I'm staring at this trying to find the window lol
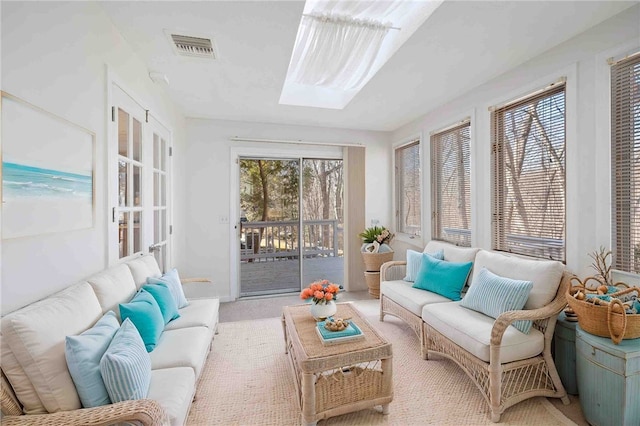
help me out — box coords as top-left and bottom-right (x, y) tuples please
(431, 120), (471, 246)
(611, 52), (640, 273)
(395, 140), (421, 236)
(491, 82), (566, 261)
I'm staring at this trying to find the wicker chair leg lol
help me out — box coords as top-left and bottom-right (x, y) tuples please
(420, 323), (429, 360)
(489, 356), (502, 423)
(379, 297), (385, 322)
(543, 348), (570, 404)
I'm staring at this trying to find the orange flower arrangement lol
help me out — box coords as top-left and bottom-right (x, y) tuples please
(300, 279), (342, 304)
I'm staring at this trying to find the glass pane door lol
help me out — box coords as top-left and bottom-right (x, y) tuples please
(239, 158), (300, 296)
(301, 159), (344, 287)
(150, 131), (170, 272)
(116, 106), (144, 259)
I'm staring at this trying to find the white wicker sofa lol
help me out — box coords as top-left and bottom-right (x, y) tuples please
(1, 254), (219, 426)
(380, 240), (571, 422)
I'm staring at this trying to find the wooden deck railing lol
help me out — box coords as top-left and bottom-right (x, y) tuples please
(240, 219), (341, 262)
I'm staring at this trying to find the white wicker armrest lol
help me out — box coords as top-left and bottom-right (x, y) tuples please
(490, 272), (573, 347)
(380, 261), (407, 282)
(180, 277), (212, 285)
(180, 277), (216, 299)
(1, 399), (169, 426)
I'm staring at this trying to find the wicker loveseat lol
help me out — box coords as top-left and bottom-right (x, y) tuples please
(379, 240), (571, 422)
(1, 254), (219, 425)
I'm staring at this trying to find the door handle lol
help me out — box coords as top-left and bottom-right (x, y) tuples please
(149, 243), (162, 252)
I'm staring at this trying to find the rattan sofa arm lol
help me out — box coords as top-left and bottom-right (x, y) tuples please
(1, 399), (169, 426)
(380, 261), (407, 282)
(180, 277), (212, 284)
(490, 272), (573, 347)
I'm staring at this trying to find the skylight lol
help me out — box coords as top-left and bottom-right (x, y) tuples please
(280, 0), (443, 110)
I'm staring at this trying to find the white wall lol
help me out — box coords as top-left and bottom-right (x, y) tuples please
(391, 5), (640, 278)
(184, 118), (390, 301)
(1, 1), (186, 313)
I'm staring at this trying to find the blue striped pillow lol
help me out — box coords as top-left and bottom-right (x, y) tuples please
(461, 268), (533, 334)
(403, 249), (444, 282)
(99, 319), (151, 403)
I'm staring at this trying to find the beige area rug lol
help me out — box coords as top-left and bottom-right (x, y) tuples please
(187, 300), (576, 426)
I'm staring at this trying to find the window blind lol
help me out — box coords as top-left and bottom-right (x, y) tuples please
(491, 84), (566, 261)
(395, 140), (421, 236)
(611, 53), (640, 273)
(431, 120), (471, 246)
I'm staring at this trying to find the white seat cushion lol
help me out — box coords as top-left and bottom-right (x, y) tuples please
(148, 367), (196, 426)
(87, 264), (137, 317)
(381, 280), (451, 316)
(424, 241), (479, 264)
(150, 327), (212, 379)
(1, 282), (102, 413)
(472, 250), (564, 309)
(126, 255), (162, 289)
(164, 298), (219, 331)
(422, 302), (544, 363)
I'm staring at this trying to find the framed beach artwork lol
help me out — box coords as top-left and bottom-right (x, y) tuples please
(1, 92), (95, 239)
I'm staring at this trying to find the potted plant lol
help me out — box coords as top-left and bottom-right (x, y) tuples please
(359, 226), (394, 297)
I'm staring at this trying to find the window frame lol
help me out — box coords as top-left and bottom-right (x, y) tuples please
(430, 118), (472, 247)
(393, 136), (422, 242)
(490, 80), (567, 262)
(610, 51), (640, 274)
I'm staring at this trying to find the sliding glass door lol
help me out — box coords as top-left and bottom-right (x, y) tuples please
(238, 157), (343, 297)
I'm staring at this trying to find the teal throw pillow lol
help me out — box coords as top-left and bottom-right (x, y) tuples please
(119, 289), (165, 352)
(147, 268), (188, 309)
(100, 318), (151, 403)
(403, 249), (444, 282)
(143, 283), (180, 325)
(65, 311), (119, 407)
(412, 253), (472, 301)
(461, 268), (534, 334)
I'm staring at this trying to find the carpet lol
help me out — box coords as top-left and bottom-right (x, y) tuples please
(187, 299), (576, 425)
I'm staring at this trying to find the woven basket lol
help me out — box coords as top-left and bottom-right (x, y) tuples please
(566, 277), (640, 344)
(361, 251), (394, 272)
(364, 271), (381, 298)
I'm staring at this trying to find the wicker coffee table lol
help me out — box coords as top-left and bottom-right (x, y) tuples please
(282, 302), (393, 426)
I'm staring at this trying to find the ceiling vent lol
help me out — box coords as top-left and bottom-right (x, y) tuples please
(167, 32), (216, 59)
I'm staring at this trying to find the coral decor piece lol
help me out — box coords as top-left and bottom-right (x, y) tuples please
(588, 246), (613, 286)
(300, 280), (342, 305)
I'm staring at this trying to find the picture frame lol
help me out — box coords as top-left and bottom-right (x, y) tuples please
(1, 91), (96, 239)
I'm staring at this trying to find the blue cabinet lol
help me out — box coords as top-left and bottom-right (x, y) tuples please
(553, 312), (579, 395)
(576, 326), (640, 426)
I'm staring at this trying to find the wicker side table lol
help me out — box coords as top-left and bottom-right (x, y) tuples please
(282, 303), (393, 426)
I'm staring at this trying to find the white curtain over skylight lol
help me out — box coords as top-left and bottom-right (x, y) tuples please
(289, 13), (392, 90)
(280, 0), (443, 109)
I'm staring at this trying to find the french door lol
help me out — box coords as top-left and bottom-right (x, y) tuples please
(238, 157), (343, 297)
(109, 83), (172, 269)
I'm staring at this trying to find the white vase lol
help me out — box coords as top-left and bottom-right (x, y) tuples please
(310, 300), (337, 320)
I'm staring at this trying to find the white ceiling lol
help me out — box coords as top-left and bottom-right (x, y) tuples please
(99, 1), (636, 132)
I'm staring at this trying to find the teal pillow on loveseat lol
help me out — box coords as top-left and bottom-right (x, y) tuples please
(403, 249), (444, 282)
(412, 253), (472, 301)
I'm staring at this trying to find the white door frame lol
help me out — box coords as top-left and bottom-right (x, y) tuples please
(106, 67), (173, 266)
